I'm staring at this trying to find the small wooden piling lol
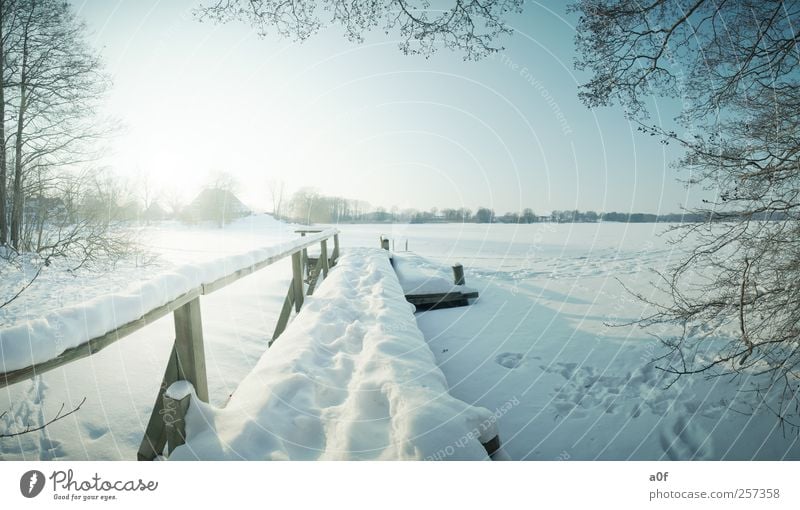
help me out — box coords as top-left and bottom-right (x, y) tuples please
(381, 237), (390, 250)
(452, 263), (465, 286)
(163, 383), (193, 454)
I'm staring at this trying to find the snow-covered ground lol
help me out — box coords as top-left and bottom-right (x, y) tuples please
(1, 218), (798, 460)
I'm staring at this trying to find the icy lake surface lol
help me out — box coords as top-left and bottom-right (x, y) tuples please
(1, 217), (798, 460)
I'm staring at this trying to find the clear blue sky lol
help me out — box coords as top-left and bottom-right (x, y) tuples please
(74, 0), (703, 214)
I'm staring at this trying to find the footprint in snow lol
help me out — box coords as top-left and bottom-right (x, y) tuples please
(495, 352), (524, 369)
(83, 422), (109, 440)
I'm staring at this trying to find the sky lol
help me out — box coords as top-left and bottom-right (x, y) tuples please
(73, 0), (702, 214)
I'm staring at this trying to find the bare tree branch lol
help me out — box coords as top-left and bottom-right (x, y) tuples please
(0, 397), (86, 438)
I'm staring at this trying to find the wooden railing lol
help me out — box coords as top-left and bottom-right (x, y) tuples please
(0, 229), (340, 460)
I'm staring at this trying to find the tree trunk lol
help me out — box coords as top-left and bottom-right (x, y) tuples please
(0, 0), (7, 246)
(10, 4), (30, 251)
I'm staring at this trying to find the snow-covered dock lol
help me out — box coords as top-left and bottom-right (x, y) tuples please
(0, 229), (499, 460)
(168, 248), (498, 460)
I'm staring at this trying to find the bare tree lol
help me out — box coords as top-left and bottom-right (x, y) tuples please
(0, 0), (13, 246)
(7, 0), (109, 251)
(267, 177), (285, 218)
(196, 0), (524, 60)
(573, 0), (800, 423)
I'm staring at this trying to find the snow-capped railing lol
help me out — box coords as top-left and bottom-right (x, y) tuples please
(0, 228), (340, 460)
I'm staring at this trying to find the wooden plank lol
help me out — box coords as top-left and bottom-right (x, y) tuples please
(137, 345), (179, 461)
(1, 288), (200, 389)
(270, 283), (295, 345)
(173, 297), (209, 402)
(405, 293), (467, 305)
(404, 290), (478, 307)
(291, 251), (304, 312)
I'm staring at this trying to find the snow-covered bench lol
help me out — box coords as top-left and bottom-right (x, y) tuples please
(167, 248), (499, 460)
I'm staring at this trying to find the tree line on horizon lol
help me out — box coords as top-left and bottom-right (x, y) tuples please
(276, 189), (729, 225)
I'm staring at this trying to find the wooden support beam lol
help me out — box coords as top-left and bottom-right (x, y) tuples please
(137, 346), (179, 461)
(291, 251), (304, 312)
(306, 256), (325, 296)
(270, 283), (295, 345)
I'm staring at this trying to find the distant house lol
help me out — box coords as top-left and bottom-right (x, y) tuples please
(142, 202), (168, 222)
(180, 188), (251, 225)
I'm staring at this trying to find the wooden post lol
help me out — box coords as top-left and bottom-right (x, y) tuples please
(405, 239), (408, 251)
(320, 239), (329, 278)
(381, 238), (389, 250)
(291, 251), (304, 312)
(452, 263), (465, 286)
(163, 381), (193, 455)
(332, 233), (340, 265)
(173, 297), (209, 402)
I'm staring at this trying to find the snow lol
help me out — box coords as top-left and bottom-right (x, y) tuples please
(0, 226), (335, 373)
(1, 220), (798, 460)
(168, 248), (495, 460)
(165, 380), (194, 400)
